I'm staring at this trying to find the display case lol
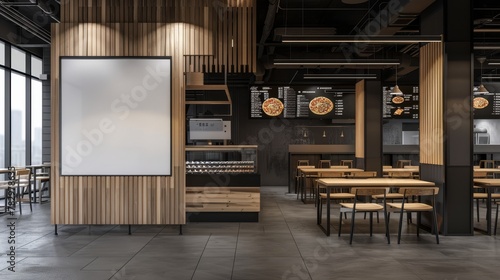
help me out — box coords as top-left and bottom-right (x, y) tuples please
(185, 145), (258, 174)
(185, 145), (260, 222)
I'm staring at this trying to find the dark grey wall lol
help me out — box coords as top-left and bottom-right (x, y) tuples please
(229, 83), (354, 186)
(42, 47), (50, 163)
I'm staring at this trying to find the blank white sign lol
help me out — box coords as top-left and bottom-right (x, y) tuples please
(60, 57), (171, 176)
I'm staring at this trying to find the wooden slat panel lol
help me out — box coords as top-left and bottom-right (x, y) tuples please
(52, 0), (256, 225)
(355, 80), (365, 158)
(420, 42), (444, 165)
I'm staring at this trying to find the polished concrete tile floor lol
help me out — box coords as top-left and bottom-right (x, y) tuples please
(1, 187), (500, 280)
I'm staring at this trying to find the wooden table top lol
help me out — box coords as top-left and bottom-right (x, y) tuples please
(474, 168), (500, 173)
(383, 168), (419, 172)
(298, 168), (365, 174)
(473, 179), (500, 186)
(317, 178), (436, 187)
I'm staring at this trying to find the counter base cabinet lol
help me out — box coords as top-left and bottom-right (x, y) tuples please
(186, 174), (261, 222)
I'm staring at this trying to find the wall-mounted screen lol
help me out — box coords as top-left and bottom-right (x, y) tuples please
(250, 85), (354, 119)
(473, 83), (500, 119)
(60, 57), (172, 176)
(382, 85), (419, 119)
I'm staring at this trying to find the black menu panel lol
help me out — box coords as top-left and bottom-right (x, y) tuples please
(250, 85), (354, 119)
(473, 83), (500, 119)
(382, 85), (419, 119)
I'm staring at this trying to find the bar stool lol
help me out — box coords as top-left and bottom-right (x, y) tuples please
(340, 160), (353, 168)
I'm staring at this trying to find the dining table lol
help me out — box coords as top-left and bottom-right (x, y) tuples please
(296, 167), (365, 203)
(472, 178), (500, 235)
(316, 178), (436, 236)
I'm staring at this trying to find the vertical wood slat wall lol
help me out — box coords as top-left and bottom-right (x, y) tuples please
(420, 42), (444, 165)
(61, 0), (256, 73)
(355, 80), (365, 158)
(51, 0), (255, 225)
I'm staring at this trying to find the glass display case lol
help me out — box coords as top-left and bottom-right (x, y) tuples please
(185, 145), (258, 174)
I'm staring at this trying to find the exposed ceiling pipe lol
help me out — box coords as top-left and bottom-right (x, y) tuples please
(0, 3), (51, 43)
(256, 0), (279, 82)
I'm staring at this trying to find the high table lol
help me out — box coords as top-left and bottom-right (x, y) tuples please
(472, 178), (500, 235)
(316, 178), (436, 236)
(297, 167), (364, 203)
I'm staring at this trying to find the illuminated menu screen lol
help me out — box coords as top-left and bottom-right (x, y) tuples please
(250, 85), (354, 119)
(473, 93), (500, 118)
(382, 85), (419, 119)
(473, 83), (500, 119)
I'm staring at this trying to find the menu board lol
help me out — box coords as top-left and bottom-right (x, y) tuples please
(382, 85), (419, 119)
(250, 85), (354, 119)
(473, 83), (500, 119)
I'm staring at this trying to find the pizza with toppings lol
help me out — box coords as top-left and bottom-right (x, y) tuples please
(473, 97), (489, 109)
(392, 96), (404, 104)
(262, 98), (284, 116)
(309, 96), (334, 115)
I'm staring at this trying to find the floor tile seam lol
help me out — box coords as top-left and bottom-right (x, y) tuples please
(16, 226), (71, 249)
(277, 198), (314, 280)
(106, 229), (162, 280)
(189, 232), (212, 280)
(67, 224), (127, 257)
(229, 223), (241, 280)
(79, 256), (99, 271)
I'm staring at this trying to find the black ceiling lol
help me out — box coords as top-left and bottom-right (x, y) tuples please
(2, 0), (500, 85)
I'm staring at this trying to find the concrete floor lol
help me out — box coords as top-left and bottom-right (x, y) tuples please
(1, 187), (499, 280)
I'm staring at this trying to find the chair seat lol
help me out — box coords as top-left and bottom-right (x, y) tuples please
(387, 202), (433, 211)
(473, 193), (500, 199)
(319, 193), (355, 199)
(340, 203), (383, 211)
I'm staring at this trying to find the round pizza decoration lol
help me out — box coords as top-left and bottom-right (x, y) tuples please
(309, 96), (334, 115)
(262, 98), (284, 116)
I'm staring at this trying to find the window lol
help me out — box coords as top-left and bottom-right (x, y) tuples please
(0, 42), (5, 66)
(11, 47), (26, 73)
(0, 69), (4, 168)
(31, 56), (42, 79)
(31, 79), (42, 165)
(11, 73), (26, 167)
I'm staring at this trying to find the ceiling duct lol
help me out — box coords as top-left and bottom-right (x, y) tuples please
(273, 27), (337, 41)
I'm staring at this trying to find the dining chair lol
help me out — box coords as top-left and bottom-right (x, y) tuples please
(473, 186), (500, 222)
(316, 171), (351, 211)
(479, 160), (495, 169)
(318, 160), (331, 168)
(3, 168), (33, 215)
(386, 187), (440, 244)
(295, 161), (311, 196)
(338, 187), (390, 244)
(340, 160), (354, 168)
(350, 171), (377, 178)
(330, 165), (349, 169)
(396, 160), (412, 168)
(296, 165), (316, 200)
(494, 201), (500, 235)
